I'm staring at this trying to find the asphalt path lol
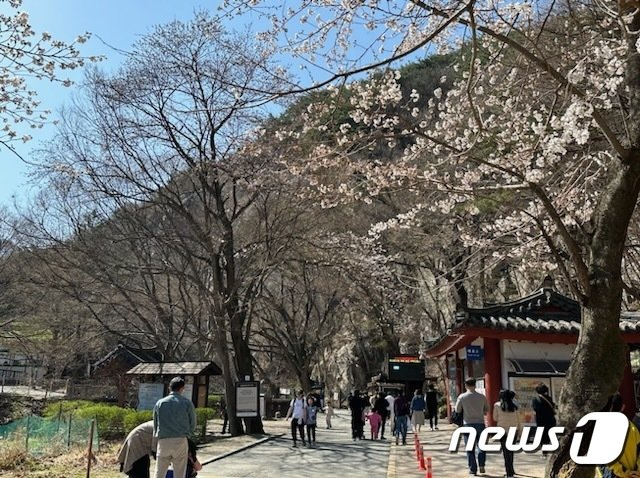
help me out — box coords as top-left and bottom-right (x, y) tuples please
(0, 385), (65, 399)
(199, 412), (392, 478)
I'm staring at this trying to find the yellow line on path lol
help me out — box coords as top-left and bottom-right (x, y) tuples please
(387, 441), (398, 478)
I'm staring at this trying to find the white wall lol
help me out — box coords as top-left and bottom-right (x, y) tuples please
(454, 338), (574, 390)
(500, 340), (575, 389)
(501, 340), (574, 360)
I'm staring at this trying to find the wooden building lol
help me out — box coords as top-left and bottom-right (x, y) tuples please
(127, 361), (222, 410)
(92, 343), (163, 406)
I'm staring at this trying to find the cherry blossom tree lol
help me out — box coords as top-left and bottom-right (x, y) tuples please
(223, 1), (640, 476)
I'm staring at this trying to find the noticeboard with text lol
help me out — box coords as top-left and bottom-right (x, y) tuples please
(235, 381), (260, 418)
(509, 376), (551, 425)
(388, 354), (425, 382)
(137, 383), (164, 411)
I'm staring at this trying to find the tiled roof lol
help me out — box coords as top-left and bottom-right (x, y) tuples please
(126, 361), (222, 376)
(620, 312), (640, 333)
(460, 313), (582, 334)
(424, 287), (640, 357)
(93, 343), (163, 370)
(455, 293), (640, 335)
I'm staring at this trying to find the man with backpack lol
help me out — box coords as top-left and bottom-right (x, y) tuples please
(286, 390), (307, 447)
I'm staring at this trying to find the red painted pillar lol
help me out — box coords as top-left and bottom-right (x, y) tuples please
(455, 349), (464, 396)
(621, 350), (636, 419)
(483, 338), (502, 426)
(444, 355), (452, 422)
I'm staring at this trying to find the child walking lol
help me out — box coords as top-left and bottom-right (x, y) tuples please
(325, 399), (334, 429)
(368, 409), (382, 440)
(306, 396), (319, 447)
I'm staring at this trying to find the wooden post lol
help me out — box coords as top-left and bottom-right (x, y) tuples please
(25, 414), (30, 452)
(67, 412), (73, 448)
(86, 419), (95, 478)
(56, 402), (63, 432)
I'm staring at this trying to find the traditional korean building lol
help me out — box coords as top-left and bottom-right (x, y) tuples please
(424, 280), (640, 425)
(91, 343), (163, 406)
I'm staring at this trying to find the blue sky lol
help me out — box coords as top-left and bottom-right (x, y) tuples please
(0, 0), (217, 206)
(0, 1), (433, 207)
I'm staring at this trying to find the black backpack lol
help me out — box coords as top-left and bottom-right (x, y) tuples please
(451, 410), (463, 426)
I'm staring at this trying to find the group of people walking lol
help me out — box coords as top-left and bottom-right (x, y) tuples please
(117, 376), (201, 478)
(285, 389), (334, 447)
(345, 384), (441, 445)
(286, 384), (442, 448)
(454, 378), (557, 478)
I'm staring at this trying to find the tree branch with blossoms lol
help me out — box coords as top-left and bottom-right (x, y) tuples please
(0, 0), (101, 150)
(408, 0), (629, 160)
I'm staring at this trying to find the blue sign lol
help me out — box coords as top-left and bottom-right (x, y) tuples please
(466, 345), (484, 361)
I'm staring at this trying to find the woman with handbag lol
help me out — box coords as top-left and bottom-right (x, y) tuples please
(531, 383), (556, 453)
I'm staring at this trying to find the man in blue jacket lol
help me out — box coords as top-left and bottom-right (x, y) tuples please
(153, 377), (196, 478)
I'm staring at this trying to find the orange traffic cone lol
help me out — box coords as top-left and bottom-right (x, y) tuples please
(425, 455), (433, 478)
(419, 446), (426, 470)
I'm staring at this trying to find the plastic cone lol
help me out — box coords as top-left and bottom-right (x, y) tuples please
(425, 455), (433, 478)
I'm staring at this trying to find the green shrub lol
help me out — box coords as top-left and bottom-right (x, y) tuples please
(76, 405), (127, 439)
(195, 408), (215, 426)
(207, 394), (223, 411)
(123, 410), (153, 433)
(43, 400), (96, 418)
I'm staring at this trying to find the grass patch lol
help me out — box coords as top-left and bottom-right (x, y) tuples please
(1, 440), (121, 478)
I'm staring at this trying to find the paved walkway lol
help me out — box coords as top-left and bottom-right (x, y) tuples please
(198, 412), (389, 478)
(196, 416), (547, 478)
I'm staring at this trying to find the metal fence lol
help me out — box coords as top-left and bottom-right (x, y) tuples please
(0, 413), (99, 456)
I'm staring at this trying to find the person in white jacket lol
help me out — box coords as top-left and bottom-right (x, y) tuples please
(492, 389), (522, 478)
(117, 421), (156, 478)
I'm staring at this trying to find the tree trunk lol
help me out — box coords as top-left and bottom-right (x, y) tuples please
(548, 159), (640, 477)
(548, 300), (626, 478)
(116, 374), (127, 408)
(214, 335), (244, 436)
(297, 369), (313, 393)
